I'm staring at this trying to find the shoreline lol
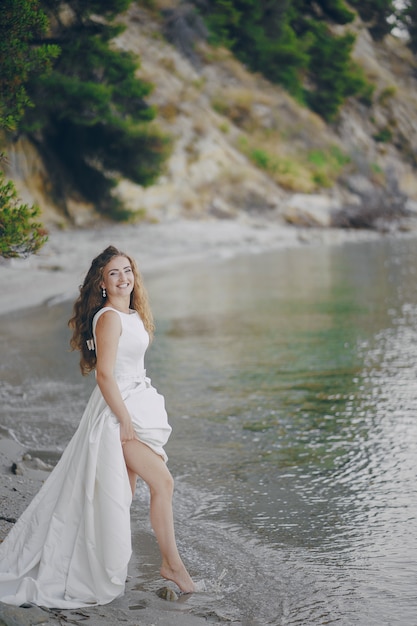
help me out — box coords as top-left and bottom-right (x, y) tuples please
(0, 216), (391, 318)
(0, 431), (212, 626)
(0, 217), (415, 626)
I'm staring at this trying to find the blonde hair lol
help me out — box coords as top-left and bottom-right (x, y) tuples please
(68, 245), (154, 375)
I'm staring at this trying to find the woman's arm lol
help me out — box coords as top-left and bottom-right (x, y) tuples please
(95, 310), (136, 443)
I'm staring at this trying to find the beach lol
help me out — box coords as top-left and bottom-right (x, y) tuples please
(0, 217), (301, 626)
(0, 217), (411, 626)
(0, 217), (385, 317)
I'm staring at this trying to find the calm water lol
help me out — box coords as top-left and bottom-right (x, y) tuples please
(1, 236), (417, 625)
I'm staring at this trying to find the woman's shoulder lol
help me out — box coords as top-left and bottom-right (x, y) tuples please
(92, 307), (122, 330)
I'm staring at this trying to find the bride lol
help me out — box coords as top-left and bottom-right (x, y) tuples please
(0, 245), (195, 608)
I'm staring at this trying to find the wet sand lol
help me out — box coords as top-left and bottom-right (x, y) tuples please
(0, 436), (213, 626)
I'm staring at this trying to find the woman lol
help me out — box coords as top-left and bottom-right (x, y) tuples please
(0, 245), (195, 608)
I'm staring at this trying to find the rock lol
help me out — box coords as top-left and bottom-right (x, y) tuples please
(398, 216), (417, 232)
(4, 138), (97, 228)
(0, 515), (16, 524)
(11, 456), (53, 476)
(333, 167), (409, 230)
(209, 197), (237, 219)
(345, 174), (377, 196)
(405, 199), (417, 215)
(10, 463), (24, 476)
(162, 3), (208, 68)
(0, 602), (48, 626)
(282, 194), (339, 227)
(155, 586), (179, 602)
(27, 458), (53, 472)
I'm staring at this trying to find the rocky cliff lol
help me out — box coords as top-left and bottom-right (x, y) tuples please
(4, 1), (417, 231)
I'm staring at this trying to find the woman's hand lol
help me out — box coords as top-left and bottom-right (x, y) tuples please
(120, 418), (136, 446)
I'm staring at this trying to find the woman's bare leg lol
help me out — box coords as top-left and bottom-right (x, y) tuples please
(123, 439), (195, 593)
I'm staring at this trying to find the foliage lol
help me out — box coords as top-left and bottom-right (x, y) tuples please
(200, 1), (309, 100)
(308, 0), (355, 24)
(399, 1), (417, 53)
(0, 0), (60, 130)
(308, 146), (351, 186)
(237, 136), (351, 191)
(303, 22), (372, 120)
(348, 0), (395, 40)
(349, 0), (417, 52)
(238, 135), (308, 190)
(0, 170), (48, 258)
(247, 146), (277, 173)
(373, 126), (393, 142)
(195, 0), (372, 119)
(378, 85), (396, 105)
(1, 0), (170, 220)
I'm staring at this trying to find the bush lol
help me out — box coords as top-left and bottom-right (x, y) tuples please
(0, 171), (48, 258)
(308, 146), (351, 186)
(373, 126), (393, 143)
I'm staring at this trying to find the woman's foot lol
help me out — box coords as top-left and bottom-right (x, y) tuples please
(160, 561), (195, 594)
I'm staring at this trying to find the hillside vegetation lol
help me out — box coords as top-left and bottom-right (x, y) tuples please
(1, 0), (417, 236)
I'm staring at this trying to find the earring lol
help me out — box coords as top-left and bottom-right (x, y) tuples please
(102, 287), (106, 298)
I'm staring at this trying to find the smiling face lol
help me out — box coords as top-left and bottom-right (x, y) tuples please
(101, 255), (134, 300)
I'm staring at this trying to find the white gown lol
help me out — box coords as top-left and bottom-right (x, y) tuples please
(0, 307), (172, 608)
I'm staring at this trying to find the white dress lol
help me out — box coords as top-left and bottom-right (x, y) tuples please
(0, 307), (172, 608)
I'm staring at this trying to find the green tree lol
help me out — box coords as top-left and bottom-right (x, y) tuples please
(0, 0), (59, 131)
(26, 0), (170, 219)
(0, 169), (48, 258)
(302, 22), (371, 120)
(0, 2), (54, 257)
(1, 0), (169, 220)
(196, 0), (370, 119)
(201, 1), (309, 98)
(292, 0), (355, 25)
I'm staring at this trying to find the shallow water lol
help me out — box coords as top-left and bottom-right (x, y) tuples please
(1, 237), (417, 625)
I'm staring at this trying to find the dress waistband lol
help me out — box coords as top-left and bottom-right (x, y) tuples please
(115, 369), (147, 382)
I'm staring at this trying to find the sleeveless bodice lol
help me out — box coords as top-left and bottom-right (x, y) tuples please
(92, 307), (149, 380)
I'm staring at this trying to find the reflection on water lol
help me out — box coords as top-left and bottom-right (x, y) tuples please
(1, 237), (417, 624)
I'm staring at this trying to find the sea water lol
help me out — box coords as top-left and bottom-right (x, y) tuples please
(1, 236), (416, 625)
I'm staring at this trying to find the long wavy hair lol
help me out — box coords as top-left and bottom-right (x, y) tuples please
(68, 245), (154, 375)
